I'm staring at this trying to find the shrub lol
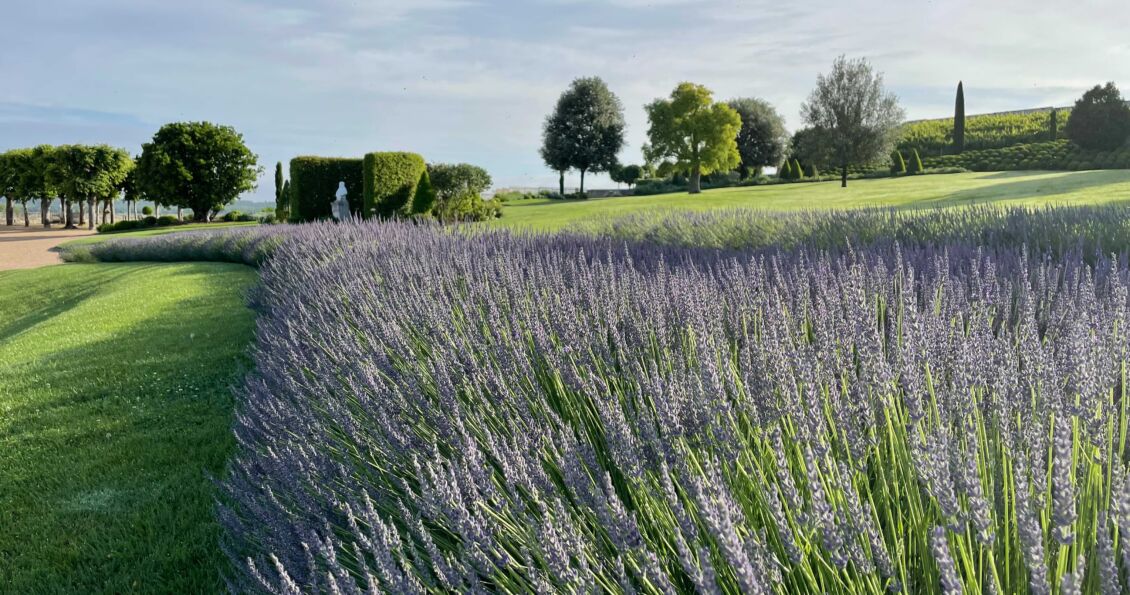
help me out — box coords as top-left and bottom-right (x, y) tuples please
(891, 150), (906, 174)
(143, 216), (157, 225)
(289, 157), (364, 222)
(792, 158), (804, 180)
(156, 215), (179, 226)
(908, 148), (924, 173)
(779, 159), (793, 180)
(222, 210), (243, 222)
(141, 205), (153, 215)
(362, 152), (427, 218)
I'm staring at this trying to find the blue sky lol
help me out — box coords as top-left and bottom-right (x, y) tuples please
(2, 0), (1127, 201)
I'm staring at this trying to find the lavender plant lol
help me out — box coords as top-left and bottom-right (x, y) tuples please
(180, 219), (1127, 594)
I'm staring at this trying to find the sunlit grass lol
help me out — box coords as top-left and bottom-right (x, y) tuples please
(0, 262), (256, 592)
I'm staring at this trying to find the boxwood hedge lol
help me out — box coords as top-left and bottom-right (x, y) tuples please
(923, 140), (1130, 172)
(362, 152), (427, 218)
(289, 157), (364, 222)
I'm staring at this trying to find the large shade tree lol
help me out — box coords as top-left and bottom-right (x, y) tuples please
(800, 56), (905, 187)
(47, 145), (133, 229)
(540, 77), (626, 195)
(136, 122), (260, 221)
(644, 82), (742, 194)
(727, 98), (788, 179)
(1065, 82), (1130, 151)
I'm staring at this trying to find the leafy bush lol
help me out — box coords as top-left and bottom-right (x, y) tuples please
(362, 152), (427, 218)
(891, 150), (906, 174)
(141, 205), (153, 216)
(907, 148), (924, 173)
(289, 157), (364, 222)
(96, 216), (192, 234)
(222, 210), (243, 222)
(156, 215), (179, 226)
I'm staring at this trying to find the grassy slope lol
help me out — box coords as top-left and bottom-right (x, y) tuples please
(495, 170), (1130, 231)
(0, 263), (256, 593)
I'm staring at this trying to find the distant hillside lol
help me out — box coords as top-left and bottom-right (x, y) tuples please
(899, 107), (1070, 156)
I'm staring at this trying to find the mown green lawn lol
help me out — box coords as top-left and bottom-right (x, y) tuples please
(0, 263), (256, 593)
(495, 170), (1130, 230)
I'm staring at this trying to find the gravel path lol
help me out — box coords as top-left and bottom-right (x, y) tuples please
(0, 226), (97, 271)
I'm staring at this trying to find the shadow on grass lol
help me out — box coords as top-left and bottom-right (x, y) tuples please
(0, 262), (256, 593)
(907, 170), (1130, 208)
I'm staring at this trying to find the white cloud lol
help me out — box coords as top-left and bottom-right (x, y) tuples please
(2, 0), (1128, 196)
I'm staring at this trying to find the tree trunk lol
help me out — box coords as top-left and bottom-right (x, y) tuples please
(558, 171), (565, 196)
(78, 200), (85, 225)
(23, 202), (29, 227)
(41, 198), (50, 228)
(4, 197), (12, 226)
(87, 199), (95, 230)
(841, 164), (848, 188)
(64, 200), (75, 229)
(579, 169), (586, 196)
(689, 165), (702, 194)
(110, 200), (115, 224)
(177, 206), (182, 221)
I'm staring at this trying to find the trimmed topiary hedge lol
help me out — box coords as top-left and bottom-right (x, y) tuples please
(923, 140), (1130, 172)
(289, 157), (364, 222)
(362, 152), (427, 218)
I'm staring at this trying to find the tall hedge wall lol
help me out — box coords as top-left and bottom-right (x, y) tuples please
(363, 152), (427, 218)
(289, 157), (364, 222)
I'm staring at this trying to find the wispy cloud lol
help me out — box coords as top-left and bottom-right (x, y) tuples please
(1, 0), (1126, 197)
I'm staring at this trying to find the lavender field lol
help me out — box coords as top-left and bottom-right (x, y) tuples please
(74, 210), (1130, 593)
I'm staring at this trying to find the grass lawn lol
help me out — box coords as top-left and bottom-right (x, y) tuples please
(0, 263), (257, 593)
(495, 170), (1130, 231)
(62, 221), (260, 247)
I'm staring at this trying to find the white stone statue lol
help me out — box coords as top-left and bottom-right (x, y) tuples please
(333, 182), (350, 221)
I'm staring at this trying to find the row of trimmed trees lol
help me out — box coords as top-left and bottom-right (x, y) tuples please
(0, 145), (133, 229)
(0, 122), (261, 228)
(541, 56), (906, 193)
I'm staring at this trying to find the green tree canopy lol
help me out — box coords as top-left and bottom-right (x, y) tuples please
(46, 145), (133, 228)
(800, 56), (905, 187)
(540, 77), (626, 195)
(427, 163), (494, 221)
(727, 97), (788, 179)
(136, 122), (260, 221)
(644, 83), (741, 194)
(1064, 82), (1130, 151)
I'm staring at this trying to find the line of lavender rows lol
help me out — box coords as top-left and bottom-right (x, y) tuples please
(66, 205), (1130, 269)
(188, 218), (1130, 593)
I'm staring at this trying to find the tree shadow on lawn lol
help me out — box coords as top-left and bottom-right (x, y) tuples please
(0, 266), (136, 341)
(0, 263), (255, 593)
(909, 170), (1130, 208)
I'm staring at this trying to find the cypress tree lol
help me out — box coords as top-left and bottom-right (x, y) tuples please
(891, 151), (907, 174)
(807, 164), (818, 178)
(1050, 109), (1059, 140)
(274, 162), (285, 217)
(954, 81), (966, 154)
(792, 159), (804, 180)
